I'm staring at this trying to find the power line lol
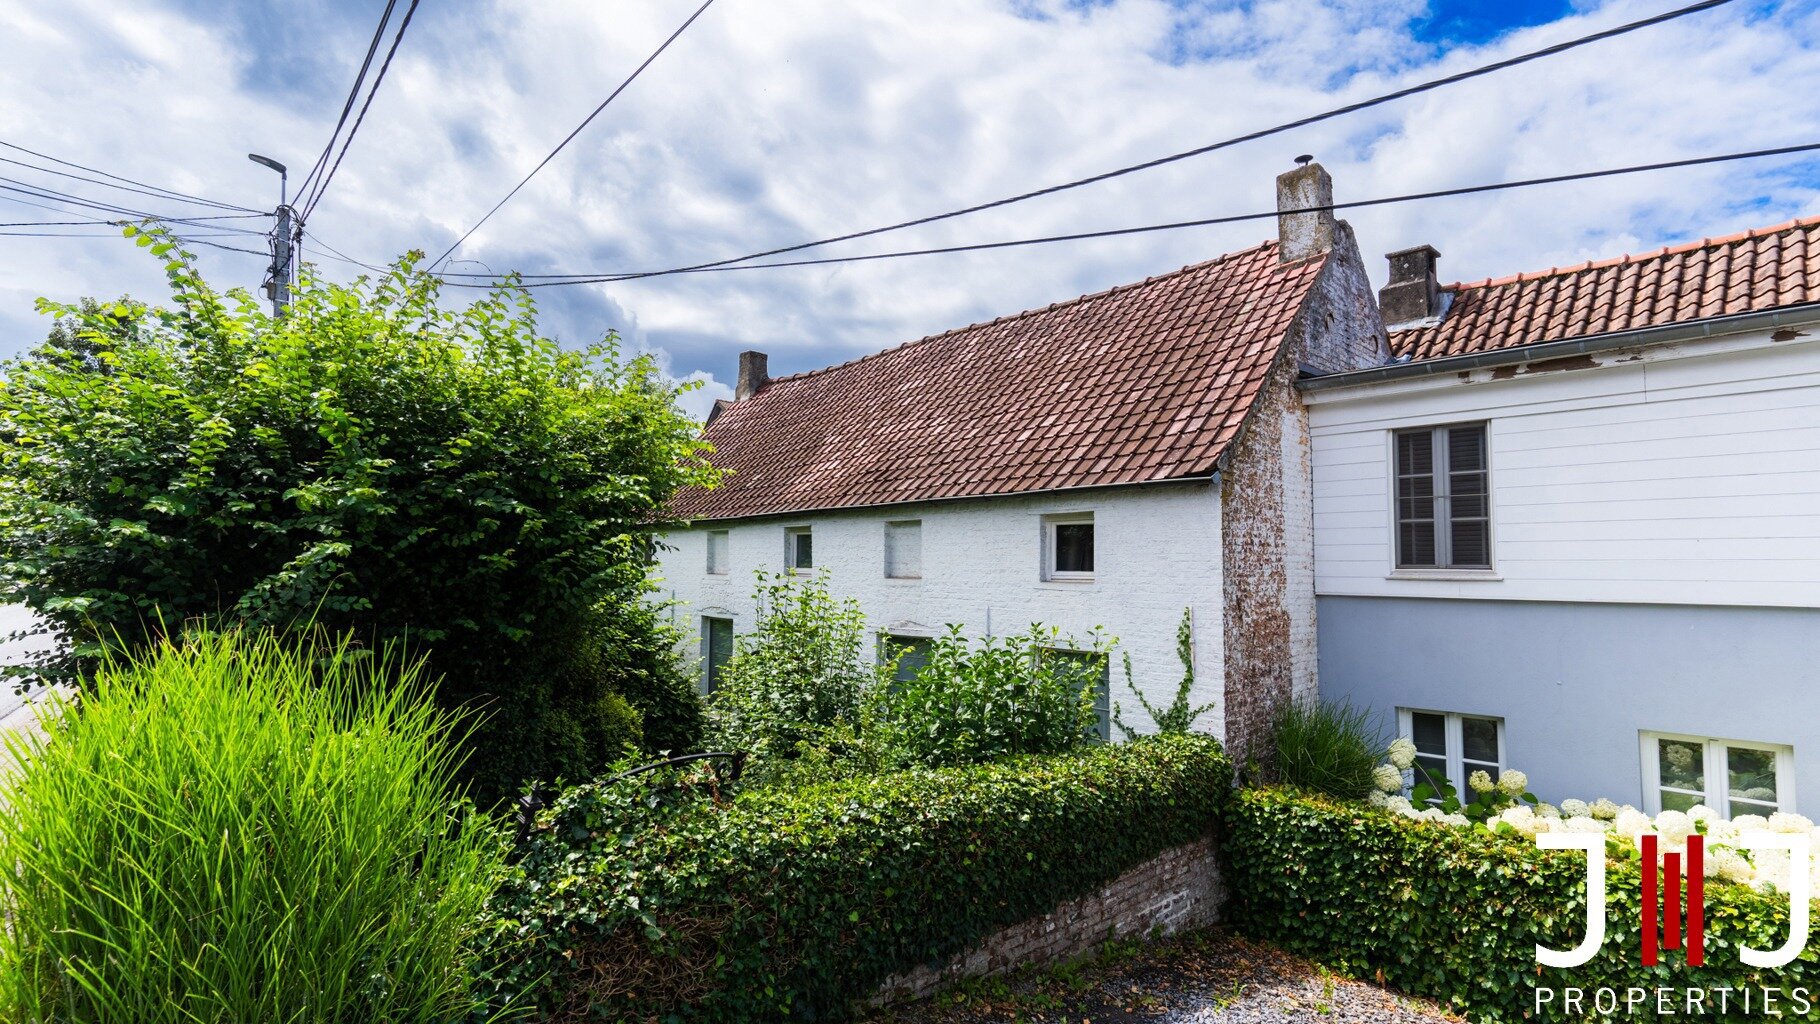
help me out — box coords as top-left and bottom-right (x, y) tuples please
(428, 0), (720, 270)
(445, 0), (1736, 283)
(0, 139), (262, 213)
(300, 0), (422, 219)
(438, 141), (1820, 288)
(0, 179), (272, 233)
(296, 0), (399, 204)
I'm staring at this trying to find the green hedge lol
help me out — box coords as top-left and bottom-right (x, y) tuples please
(1225, 788), (1820, 1022)
(474, 734), (1229, 1022)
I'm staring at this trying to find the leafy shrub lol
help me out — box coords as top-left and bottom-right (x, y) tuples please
(708, 570), (882, 771)
(1225, 788), (1820, 1022)
(0, 231), (718, 793)
(880, 625), (1109, 767)
(0, 629), (507, 1024)
(1114, 607), (1216, 737)
(475, 734), (1230, 1022)
(589, 582), (706, 756)
(1269, 696), (1383, 799)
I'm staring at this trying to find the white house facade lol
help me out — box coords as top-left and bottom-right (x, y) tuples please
(1305, 220), (1820, 811)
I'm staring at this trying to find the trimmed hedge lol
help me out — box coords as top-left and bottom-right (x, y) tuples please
(475, 734), (1229, 1022)
(1225, 788), (1820, 1022)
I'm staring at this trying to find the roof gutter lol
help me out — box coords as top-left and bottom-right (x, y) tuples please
(1297, 301), (1820, 393)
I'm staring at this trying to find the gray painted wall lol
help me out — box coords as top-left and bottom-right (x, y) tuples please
(1317, 595), (1820, 810)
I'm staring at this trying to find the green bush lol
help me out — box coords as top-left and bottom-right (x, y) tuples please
(0, 230), (718, 794)
(588, 584), (706, 756)
(475, 734), (1229, 1022)
(1225, 788), (1820, 1022)
(0, 629), (507, 1024)
(1114, 607), (1215, 737)
(1269, 696), (1383, 799)
(880, 625), (1109, 767)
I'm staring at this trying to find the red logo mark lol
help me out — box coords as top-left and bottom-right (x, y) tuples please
(1640, 833), (1704, 967)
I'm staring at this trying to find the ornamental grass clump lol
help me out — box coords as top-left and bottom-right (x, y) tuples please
(0, 630), (507, 1024)
(1269, 695), (1384, 799)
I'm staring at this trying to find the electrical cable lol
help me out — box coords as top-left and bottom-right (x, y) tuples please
(427, 0), (719, 270)
(296, 0), (399, 203)
(0, 138), (262, 213)
(300, 0), (422, 219)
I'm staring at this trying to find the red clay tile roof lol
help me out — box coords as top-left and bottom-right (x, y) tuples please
(1394, 215), (1820, 363)
(671, 240), (1326, 521)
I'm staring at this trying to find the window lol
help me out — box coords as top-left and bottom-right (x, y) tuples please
(1044, 649), (1111, 742)
(879, 634), (933, 686)
(705, 530), (730, 575)
(1394, 423), (1491, 570)
(884, 520), (922, 579)
(1642, 733), (1795, 816)
(1400, 709), (1503, 798)
(1043, 513), (1094, 581)
(700, 616), (734, 696)
(785, 526), (813, 573)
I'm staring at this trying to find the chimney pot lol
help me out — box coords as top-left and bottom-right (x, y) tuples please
(1379, 245), (1443, 326)
(1276, 161), (1336, 263)
(736, 350), (769, 400)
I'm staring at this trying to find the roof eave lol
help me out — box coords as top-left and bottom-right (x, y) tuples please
(1297, 301), (1820, 393)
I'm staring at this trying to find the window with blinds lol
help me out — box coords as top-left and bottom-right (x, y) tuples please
(1395, 423), (1491, 569)
(884, 520), (922, 579)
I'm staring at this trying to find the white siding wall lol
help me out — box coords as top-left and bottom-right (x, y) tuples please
(1306, 329), (1820, 608)
(654, 483), (1226, 737)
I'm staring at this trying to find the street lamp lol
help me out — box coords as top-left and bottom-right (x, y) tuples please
(247, 153), (292, 315)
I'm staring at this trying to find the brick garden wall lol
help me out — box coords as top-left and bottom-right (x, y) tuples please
(872, 836), (1223, 1004)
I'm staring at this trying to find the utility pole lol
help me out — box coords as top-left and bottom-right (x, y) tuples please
(248, 153), (292, 317)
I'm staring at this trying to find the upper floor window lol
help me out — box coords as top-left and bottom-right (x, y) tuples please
(785, 526), (813, 573)
(706, 530), (730, 575)
(1643, 733), (1794, 816)
(884, 520), (922, 579)
(1043, 513), (1094, 581)
(1395, 423), (1490, 570)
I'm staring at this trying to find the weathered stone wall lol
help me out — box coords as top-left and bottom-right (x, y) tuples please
(872, 836), (1223, 1005)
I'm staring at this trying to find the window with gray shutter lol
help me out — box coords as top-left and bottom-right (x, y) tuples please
(1395, 423), (1491, 569)
(701, 616), (734, 695)
(706, 530), (730, 575)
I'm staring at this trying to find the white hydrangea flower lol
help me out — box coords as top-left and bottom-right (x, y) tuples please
(1497, 770), (1529, 797)
(1387, 738), (1418, 771)
(1468, 770), (1495, 794)
(1418, 806), (1447, 821)
(1384, 795), (1413, 815)
(1731, 814), (1770, 833)
(1564, 816), (1609, 834)
(1560, 799), (1590, 819)
(1708, 850), (1755, 884)
(1654, 810), (1696, 843)
(1367, 789), (1389, 808)
(1537, 803), (1561, 819)
(1686, 804), (1719, 824)
(1372, 763), (1406, 794)
(1443, 813), (1471, 828)
(1614, 809), (1654, 842)
(1589, 798), (1621, 821)
(1768, 812), (1815, 834)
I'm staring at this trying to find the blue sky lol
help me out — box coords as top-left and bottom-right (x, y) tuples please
(2, 0), (1817, 416)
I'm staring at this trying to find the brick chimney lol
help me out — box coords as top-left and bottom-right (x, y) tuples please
(736, 350), (769, 400)
(1379, 245), (1443, 326)
(1276, 158), (1335, 263)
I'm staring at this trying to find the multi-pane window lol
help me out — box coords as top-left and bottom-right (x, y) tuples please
(785, 527), (813, 573)
(879, 634), (933, 687)
(1043, 513), (1094, 581)
(706, 530), (730, 575)
(1044, 649), (1111, 742)
(1401, 709), (1503, 798)
(700, 616), (734, 695)
(1643, 734), (1793, 816)
(884, 520), (922, 579)
(1395, 423), (1491, 569)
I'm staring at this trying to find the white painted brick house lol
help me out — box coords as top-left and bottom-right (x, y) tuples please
(655, 162), (1388, 760)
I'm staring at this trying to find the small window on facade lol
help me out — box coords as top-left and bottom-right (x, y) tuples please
(1643, 733), (1793, 816)
(706, 530), (730, 575)
(700, 616), (734, 696)
(785, 526), (813, 573)
(884, 520), (922, 579)
(879, 634), (934, 687)
(1400, 709), (1503, 799)
(1395, 423), (1491, 570)
(1043, 513), (1094, 581)
(1044, 649), (1110, 742)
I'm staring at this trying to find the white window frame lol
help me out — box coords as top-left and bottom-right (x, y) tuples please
(1398, 708), (1506, 798)
(883, 519), (922, 580)
(1386, 421), (1499, 580)
(1639, 732), (1796, 816)
(784, 526), (813, 574)
(705, 530), (730, 576)
(1041, 512), (1095, 582)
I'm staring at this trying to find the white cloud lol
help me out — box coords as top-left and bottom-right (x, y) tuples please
(2, 0), (1817, 391)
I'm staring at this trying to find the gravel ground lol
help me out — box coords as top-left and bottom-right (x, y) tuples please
(864, 929), (1459, 1024)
